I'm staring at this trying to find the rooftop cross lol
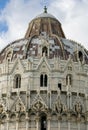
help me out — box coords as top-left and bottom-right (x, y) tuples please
(44, 6), (47, 13)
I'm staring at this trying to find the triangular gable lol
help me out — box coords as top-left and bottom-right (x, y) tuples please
(73, 96), (83, 113)
(31, 93), (48, 111)
(10, 96), (25, 112)
(63, 57), (75, 73)
(36, 56), (51, 71)
(10, 58), (25, 74)
(52, 95), (67, 113)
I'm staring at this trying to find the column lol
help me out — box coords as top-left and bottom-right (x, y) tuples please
(87, 121), (88, 130)
(68, 122), (70, 130)
(16, 113), (19, 130)
(16, 121), (18, 130)
(78, 122), (80, 130)
(47, 115), (51, 130)
(50, 91), (51, 108)
(7, 113), (9, 130)
(85, 94), (88, 111)
(36, 113), (40, 130)
(7, 121), (9, 130)
(0, 123), (3, 130)
(26, 112), (29, 130)
(58, 121), (60, 130)
(86, 112), (88, 130)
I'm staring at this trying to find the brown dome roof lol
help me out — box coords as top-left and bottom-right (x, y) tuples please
(0, 9), (88, 64)
(25, 10), (65, 39)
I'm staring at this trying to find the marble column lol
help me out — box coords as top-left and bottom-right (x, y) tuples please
(36, 114), (40, 130)
(68, 122), (70, 130)
(47, 115), (51, 130)
(87, 121), (88, 130)
(7, 113), (9, 130)
(78, 122), (80, 130)
(26, 112), (29, 130)
(58, 121), (60, 130)
(16, 113), (19, 130)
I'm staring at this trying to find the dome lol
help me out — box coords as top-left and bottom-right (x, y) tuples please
(0, 7), (88, 64)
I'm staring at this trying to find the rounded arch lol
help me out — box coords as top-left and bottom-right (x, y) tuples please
(78, 50), (83, 62)
(5, 48), (13, 62)
(19, 112), (26, 121)
(66, 74), (72, 86)
(40, 73), (48, 87)
(14, 74), (21, 88)
(10, 113), (16, 121)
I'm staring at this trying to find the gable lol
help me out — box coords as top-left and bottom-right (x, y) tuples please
(10, 58), (25, 74)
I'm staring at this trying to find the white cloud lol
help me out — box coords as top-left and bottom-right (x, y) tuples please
(49, 0), (88, 49)
(0, 0), (88, 50)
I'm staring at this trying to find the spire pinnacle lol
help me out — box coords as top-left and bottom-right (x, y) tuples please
(44, 6), (47, 13)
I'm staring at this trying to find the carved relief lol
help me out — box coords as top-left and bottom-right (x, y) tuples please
(54, 98), (62, 113)
(75, 102), (82, 114)
(16, 102), (25, 112)
(10, 97), (25, 112)
(32, 100), (47, 112)
(31, 94), (48, 112)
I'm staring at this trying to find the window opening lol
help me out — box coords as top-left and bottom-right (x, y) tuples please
(40, 74), (43, 87)
(44, 74), (47, 87)
(15, 74), (21, 88)
(66, 74), (72, 86)
(41, 116), (47, 130)
(42, 47), (48, 56)
(78, 51), (83, 62)
(40, 74), (48, 87)
(58, 83), (61, 90)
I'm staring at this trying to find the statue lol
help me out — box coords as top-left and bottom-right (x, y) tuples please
(54, 99), (62, 113)
(75, 102), (82, 113)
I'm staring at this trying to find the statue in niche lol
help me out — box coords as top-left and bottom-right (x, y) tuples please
(75, 102), (82, 114)
(54, 99), (62, 113)
(16, 102), (25, 112)
(63, 105), (67, 112)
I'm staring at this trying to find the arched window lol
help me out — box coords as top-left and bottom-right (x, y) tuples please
(6, 51), (12, 62)
(58, 83), (62, 90)
(42, 47), (48, 56)
(78, 51), (83, 62)
(44, 74), (47, 87)
(66, 74), (72, 86)
(40, 74), (48, 87)
(40, 74), (43, 87)
(14, 74), (21, 88)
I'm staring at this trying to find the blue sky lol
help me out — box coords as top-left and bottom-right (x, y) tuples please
(0, 0), (9, 32)
(0, 0), (88, 50)
(0, 0), (9, 9)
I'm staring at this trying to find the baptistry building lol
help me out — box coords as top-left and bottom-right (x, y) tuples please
(0, 7), (88, 130)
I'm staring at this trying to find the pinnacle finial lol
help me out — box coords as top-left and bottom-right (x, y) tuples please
(44, 6), (47, 13)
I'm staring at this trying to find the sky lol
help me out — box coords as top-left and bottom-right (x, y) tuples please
(0, 0), (88, 50)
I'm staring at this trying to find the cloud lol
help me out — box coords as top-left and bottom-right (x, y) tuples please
(0, 0), (41, 50)
(0, 0), (88, 50)
(49, 0), (88, 49)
